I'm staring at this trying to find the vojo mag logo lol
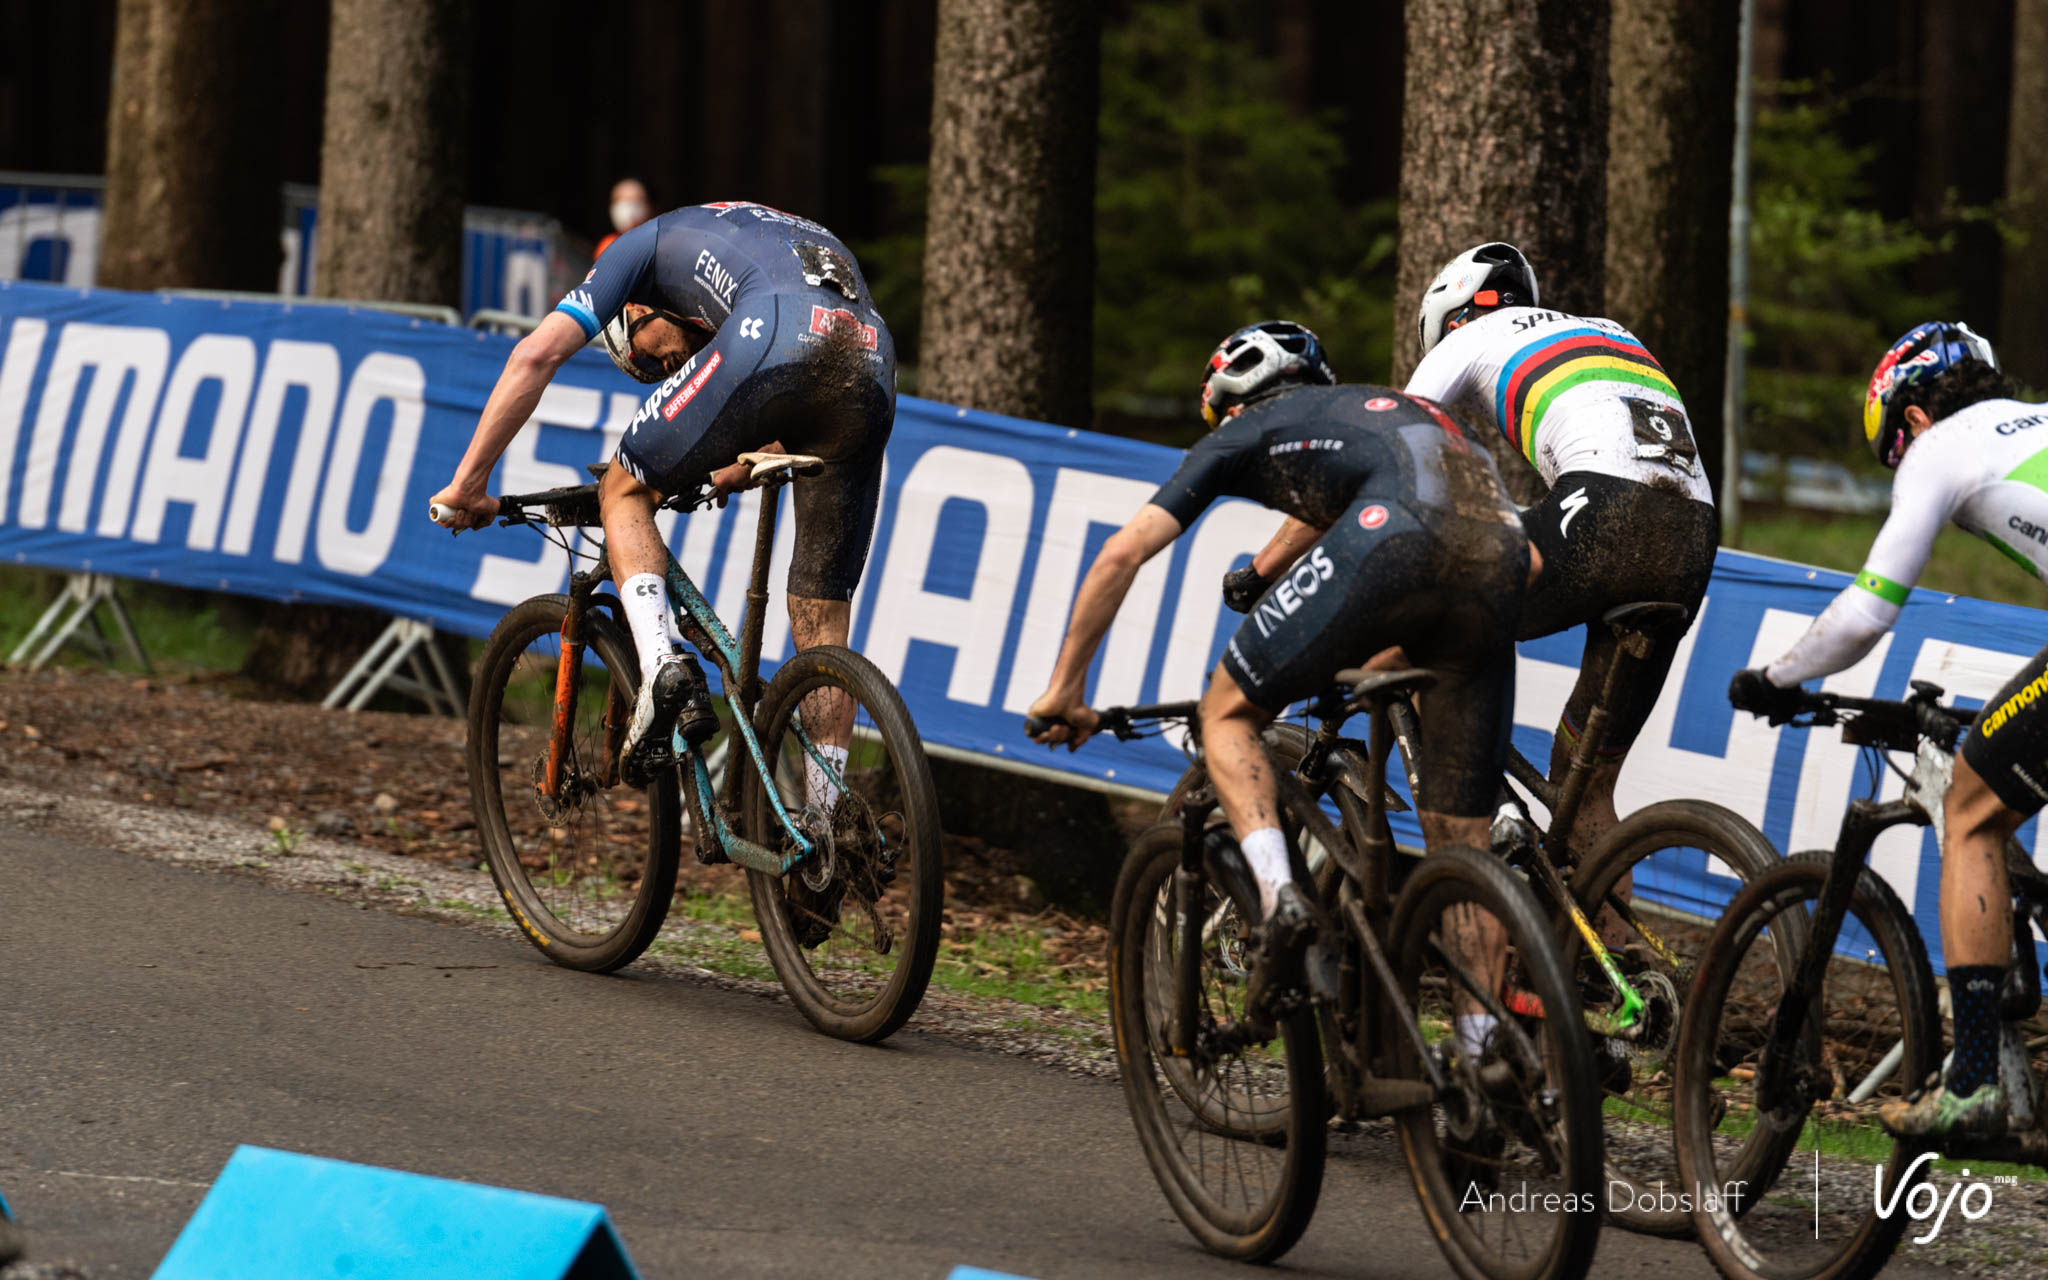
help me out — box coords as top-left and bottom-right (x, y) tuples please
(1874, 1155), (2008, 1243)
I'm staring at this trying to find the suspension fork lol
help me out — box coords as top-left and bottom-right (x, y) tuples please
(1758, 799), (1919, 1113)
(1171, 786), (1216, 1058)
(544, 575), (601, 801)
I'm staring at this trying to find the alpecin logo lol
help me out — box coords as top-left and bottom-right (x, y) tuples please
(808, 305), (878, 350)
(1874, 1154), (2006, 1243)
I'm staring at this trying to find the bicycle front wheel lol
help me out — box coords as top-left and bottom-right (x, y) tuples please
(466, 593), (681, 972)
(744, 645), (943, 1043)
(1673, 851), (1939, 1280)
(1390, 844), (1605, 1280)
(1110, 821), (1326, 1262)
(1566, 798), (1796, 1236)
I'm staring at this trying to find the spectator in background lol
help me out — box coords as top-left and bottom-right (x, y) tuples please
(595, 178), (652, 259)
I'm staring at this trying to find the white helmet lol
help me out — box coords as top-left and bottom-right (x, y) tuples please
(1199, 320), (1336, 427)
(1416, 242), (1539, 355)
(601, 306), (704, 383)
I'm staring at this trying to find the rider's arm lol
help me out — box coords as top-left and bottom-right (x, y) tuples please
(444, 311), (589, 496)
(1402, 323), (1483, 405)
(1763, 453), (1961, 686)
(1041, 504), (1184, 704)
(1251, 516), (1325, 578)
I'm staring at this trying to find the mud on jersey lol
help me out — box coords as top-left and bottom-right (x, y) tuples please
(553, 201), (879, 345)
(1767, 398), (2048, 685)
(1404, 307), (1711, 501)
(1147, 385), (1521, 532)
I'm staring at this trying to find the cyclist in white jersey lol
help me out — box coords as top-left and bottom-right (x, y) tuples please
(1733, 321), (2030, 1138)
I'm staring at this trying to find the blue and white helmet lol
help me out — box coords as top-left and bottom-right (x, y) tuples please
(1417, 242), (1539, 355)
(1200, 321), (1336, 427)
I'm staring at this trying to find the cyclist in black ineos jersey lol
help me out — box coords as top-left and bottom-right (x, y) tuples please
(429, 201), (895, 793)
(1025, 321), (1538, 1012)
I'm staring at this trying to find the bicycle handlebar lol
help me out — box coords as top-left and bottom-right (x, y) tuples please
(1769, 682), (1972, 753)
(1024, 701), (1197, 744)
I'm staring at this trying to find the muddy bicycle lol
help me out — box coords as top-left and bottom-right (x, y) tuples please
(440, 452), (942, 1043)
(1157, 601), (1789, 1238)
(1045, 669), (1605, 1279)
(1673, 679), (2048, 1280)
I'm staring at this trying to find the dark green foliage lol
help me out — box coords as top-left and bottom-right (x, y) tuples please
(858, 0), (1397, 432)
(1745, 89), (1967, 464)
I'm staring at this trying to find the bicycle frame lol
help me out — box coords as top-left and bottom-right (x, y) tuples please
(528, 475), (841, 880)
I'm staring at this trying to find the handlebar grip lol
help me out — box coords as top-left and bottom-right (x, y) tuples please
(1024, 713), (1066, 737)
(428, 502), (455, 526)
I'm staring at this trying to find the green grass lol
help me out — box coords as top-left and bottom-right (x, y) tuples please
(1737, 508), (2048, 610)
(0, 566), (257, 673)
(1706, 1079), (2046, 1182)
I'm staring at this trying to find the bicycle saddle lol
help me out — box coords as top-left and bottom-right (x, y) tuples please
(1601, 601), (1689, 637)
(737, 451), (826, 483)
(1334, 667), (1437, 707)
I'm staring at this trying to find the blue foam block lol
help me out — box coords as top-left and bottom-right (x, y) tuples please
(947, 1269), (1037, 1280)
(152, 1146), (638, 1280)
(0, 1182), (11, 1219)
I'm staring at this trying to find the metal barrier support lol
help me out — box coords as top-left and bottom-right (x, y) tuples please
(162, 289), (463, 328)
(468, 308), (543, 335)
(321, 617), (464, 716)
(7, 572), (150, 673)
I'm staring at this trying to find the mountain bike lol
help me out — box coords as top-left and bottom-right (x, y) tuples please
(1050, 669), (1605, 1279)
(1164, 601), (1790, 1237)
(443, 453), (943, 1043)
(1673, 680), (2048, 1280)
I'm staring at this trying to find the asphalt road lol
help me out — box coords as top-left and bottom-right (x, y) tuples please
(0, 825), (1942, 1280)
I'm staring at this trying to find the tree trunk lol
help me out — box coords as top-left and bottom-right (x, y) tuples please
(1394, 0), (1610, 501)
(99, 0), (282, 291)
(1605, 0), (1738, 500)
(240, 0), (470, 699)
(1910, 0), (2014, 326)
(2005, 0), (2048, 388)
(919, 0), (1099, 428)
(311, 0), (468, 304)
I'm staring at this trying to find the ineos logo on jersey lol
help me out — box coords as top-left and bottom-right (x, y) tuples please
(693, 249), (739, 313)
(1359, 505), (1388, 530)
(1252, 546), (1337, 638)
(1364, 396), (1398, 411)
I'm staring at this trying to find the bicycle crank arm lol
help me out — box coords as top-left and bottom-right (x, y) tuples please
(1353, 1076), (1435, 1116)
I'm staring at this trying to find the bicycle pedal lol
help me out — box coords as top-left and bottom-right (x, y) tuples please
(619, 742), (677, 790)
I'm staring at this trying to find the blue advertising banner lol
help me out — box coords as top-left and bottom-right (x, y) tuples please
(2, 279), (2044, 973)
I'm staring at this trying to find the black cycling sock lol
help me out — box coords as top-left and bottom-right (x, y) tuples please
(1944, 965), (2005, 1097)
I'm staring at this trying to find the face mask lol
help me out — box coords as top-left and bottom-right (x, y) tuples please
(610, 200), (648, 233)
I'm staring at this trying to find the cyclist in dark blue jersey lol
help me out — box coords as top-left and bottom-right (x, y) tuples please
(431, 202), (896, 777)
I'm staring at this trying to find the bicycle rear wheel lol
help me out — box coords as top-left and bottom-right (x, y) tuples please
(1673, 851), (1939, 1280)
(1566, 799), (1796, 1236)
(743, 646), (942, 1043)
(467, 593), (681, 972)
(1110, 821), (1326, 1262)
(1389, 844), (1604, 1280)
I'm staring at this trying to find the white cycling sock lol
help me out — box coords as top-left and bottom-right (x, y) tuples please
(806, 744), (850, 813)
(1239, 826), (1291, 919)
(1456, 1012), (1499, 1061)
(619, 573), (681, 681)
